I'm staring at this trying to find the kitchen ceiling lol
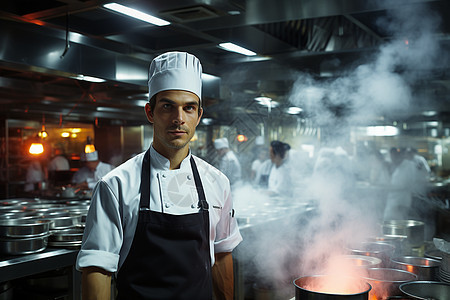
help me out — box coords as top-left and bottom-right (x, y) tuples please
(0, 0), (449, 127)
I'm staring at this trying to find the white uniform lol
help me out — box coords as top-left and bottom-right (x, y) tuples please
(219, 151), (242, 186)
(268, 162), (292, 197)
(384, 159), (416, 220)
(411, 154), (431, 198)
(72, 161), (114, 189)
(48, 156), (70, 171)
(76, 146), (243, 272)
(24, 161), (44, 192)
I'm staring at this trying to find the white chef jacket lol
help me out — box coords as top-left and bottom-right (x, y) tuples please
(411, 154), (431, 198)
(76, 146), (243, 273)
(48, 156), (70, 171)
(219, 151), (242, 186)
(384, 159), (416, 220)
(268, 162), (292, 197)
(72, 161), (114, 189)
(24, 161), (44, 192)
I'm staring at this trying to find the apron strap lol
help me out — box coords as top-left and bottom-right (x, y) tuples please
(190, 156), (208, 211)
(139, 149), (151, 210)
(139, 149), (208, 211)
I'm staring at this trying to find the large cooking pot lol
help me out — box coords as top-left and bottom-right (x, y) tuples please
(368, 235), (406, 256)
(361, 268), (417, 299)
(347, 241), (395, 267)
(341, 255), (382, 269)
(293, 275), (371, 299)
(390, 256), (441, 280)
(399, 281), (450, 299)
(382, 220), (424, 248)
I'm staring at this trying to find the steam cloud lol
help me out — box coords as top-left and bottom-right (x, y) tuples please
(232, 1), (445, 296)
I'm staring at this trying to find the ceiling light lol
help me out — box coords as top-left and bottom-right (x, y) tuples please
(287, 107), (303, 114)
(254, 96), (272, 103)
(366, 126), (399, 136)
(422, 110), (437, 117)
(104, 3), (170, 26)
(202, 73), (220, 81)
(254, 96), (278, 107)
(74, 75), (105, 83)
(29, 143), (44, 155)
(219, 42), (257, 56)
(201, 118), (213, 125)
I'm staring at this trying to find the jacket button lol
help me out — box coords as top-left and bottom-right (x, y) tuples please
(162, 174), (166, 178)
(187, 175), (192, 180)
(165, 203), (170, 208)
(191, 203), (196, 209)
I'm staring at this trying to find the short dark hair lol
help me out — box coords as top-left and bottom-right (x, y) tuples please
(270, 140), (291, 159)
(149, 93), (202, 116)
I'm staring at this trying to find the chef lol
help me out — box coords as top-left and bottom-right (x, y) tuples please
(214, 137), (242, 187)
(76, 51), (242, 300)
(72, 150), (113, 190)
(384, 147), (416, 220)
(267, 140), (292, 197)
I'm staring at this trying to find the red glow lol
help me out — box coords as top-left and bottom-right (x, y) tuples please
(237, 134), (248, 142)
(405, 39), (409, 45)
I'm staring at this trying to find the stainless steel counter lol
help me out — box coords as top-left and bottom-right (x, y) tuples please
(0, 248), (81, 299)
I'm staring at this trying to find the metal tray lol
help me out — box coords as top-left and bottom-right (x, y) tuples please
(0, 234), (49, 255)
(0, 219), (52, 238)
(48, 240), (82, 249)
(40, 215), (82, 230)
(50, 227), (84, 242)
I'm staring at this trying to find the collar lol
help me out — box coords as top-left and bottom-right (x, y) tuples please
(149, 144), (192, 171)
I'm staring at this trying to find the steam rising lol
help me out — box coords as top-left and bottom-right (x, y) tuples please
(232, 1), (445, 296)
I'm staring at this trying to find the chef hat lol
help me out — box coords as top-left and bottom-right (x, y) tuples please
(255, 136), (264, 145)
(148, 51), (202, 101)
(81, 151), (98, 162)
(214, 138), (229, 150)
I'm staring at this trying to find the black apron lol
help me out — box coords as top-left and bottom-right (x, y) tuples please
(116, 149), (212, 300)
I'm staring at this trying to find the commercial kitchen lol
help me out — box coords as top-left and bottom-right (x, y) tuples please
(0, 0), (450, 299)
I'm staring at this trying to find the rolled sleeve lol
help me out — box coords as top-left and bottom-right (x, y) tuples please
(76, 249), (119, 273)
(214, 222), (242, 253)
(76, 179), (124, 273)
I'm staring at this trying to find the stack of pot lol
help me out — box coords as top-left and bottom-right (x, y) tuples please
(434, 238), (450, 283)
(0, 219), (52, 255)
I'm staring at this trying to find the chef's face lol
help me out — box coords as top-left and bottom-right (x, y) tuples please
(145, 90), (203, 153)
(85, 161), (99, 171)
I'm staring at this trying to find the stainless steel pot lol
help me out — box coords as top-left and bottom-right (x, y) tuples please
(34, 214), (82, 230)
(390, 256), (441, 280)
(399, 281), (450, 299)
(50, 227), (84, 242)
(293, 275), (371, 299)
(341, 255), (382, 269)
(0, 219), (52, 238)
(347, 241), (396, 267)
(382, 220), (424, 248)
(362, 268), (417, 299)
(0, 234), (49, 255)
(368, 235), (406, 256)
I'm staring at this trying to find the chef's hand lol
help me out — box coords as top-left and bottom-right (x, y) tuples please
(74, 181), (89, 190)
(81, 266), (112, 300)
(212, 252), (234, 300)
